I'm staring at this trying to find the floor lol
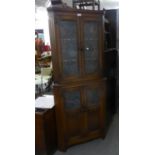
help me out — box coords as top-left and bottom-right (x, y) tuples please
(54, 113), (119, 155)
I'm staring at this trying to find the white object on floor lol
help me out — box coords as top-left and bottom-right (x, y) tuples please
(35, 95), (54, 109)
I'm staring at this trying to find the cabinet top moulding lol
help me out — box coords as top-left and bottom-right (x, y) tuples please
(47, 7), (104, 15)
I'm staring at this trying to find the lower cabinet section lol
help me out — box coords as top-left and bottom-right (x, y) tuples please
(53, 80), (107, 151)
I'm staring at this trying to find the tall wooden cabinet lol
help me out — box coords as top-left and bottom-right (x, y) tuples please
(48, 7), (106, 151)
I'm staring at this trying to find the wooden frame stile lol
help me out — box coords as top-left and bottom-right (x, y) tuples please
(101, 13), (106, 77)
(53, 14), (62, 83)
(53, 84), (66, 151)
(48, 12), (59, 83)
(101, 80), (108, 137)
(77, 12), (84, 78)
(98, 80), (106, 138)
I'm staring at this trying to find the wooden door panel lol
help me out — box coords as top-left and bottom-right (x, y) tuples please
(65, 112), (84, 138)
(87, 109), (100, 131)
(63, 89), (85, 139)
(84, 81), (106, 135)
(60, 86), (87, 145)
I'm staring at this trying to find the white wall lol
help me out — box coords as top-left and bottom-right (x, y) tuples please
(35, 7), (50, 45)
(100, 0), (119, 10)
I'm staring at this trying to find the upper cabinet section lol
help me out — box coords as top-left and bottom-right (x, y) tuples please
(48, 8), (104, 83)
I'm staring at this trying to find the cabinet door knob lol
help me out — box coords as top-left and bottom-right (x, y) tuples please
(85, 47), (90, 51)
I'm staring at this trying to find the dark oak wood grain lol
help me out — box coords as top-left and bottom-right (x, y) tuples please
(48, 8), (107, 151)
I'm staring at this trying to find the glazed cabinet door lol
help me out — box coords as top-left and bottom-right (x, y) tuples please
(54, 85), (86, 150)
(84, 82), (106, 137)
(80, 15), (104, 79)
(54, 15), (81, 82)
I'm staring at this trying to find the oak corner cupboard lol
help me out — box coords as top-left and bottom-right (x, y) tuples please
(47, 7), (106, 151)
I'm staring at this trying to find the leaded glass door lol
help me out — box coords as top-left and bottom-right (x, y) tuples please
(61, 86), (87, 145)
(84, 82), (105, 135)
(81, 16), (103, 78)
(56, 15), (81, 81)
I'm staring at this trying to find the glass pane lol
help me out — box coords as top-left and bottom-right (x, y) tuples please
(86, 89), (100, 106)
(63, 90), (81, 110)
(59, 21), (79, 77)
(84, 22), (99, 74)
